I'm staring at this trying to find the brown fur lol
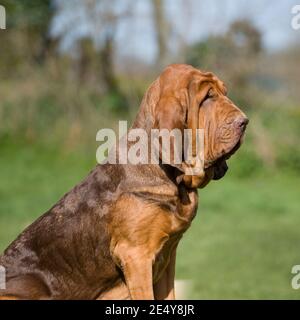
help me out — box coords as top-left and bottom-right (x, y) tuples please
(0, 64), (248, 300)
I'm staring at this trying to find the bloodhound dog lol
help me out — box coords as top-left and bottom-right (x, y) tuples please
(0, 64), (248, 300)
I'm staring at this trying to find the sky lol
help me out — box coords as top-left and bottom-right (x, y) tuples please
(51, 0), (300, 62)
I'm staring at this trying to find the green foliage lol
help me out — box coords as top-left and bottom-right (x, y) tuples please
(228, 147), (264, 178)
(186, 36), (235, 70)
(101, 91), (129, 113)
(1, 0), (52, 29)
(277, 147), (300, 173)
(0, 68), (132, 152)
(187, 19), (262, 68)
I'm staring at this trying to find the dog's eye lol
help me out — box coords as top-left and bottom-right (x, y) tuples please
(203, 89), (214, 102)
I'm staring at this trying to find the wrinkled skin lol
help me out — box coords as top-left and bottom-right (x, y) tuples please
(151, 64), (248, 188)
(197, 83), (248, 186)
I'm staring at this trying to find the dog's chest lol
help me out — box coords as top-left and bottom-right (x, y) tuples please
(110, 187), (198, 285)
(152, 189), (198, 281)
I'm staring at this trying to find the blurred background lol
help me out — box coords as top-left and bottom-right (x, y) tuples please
(0, 0), (299, 299)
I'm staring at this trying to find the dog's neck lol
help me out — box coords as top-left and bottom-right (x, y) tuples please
(131, 102), (154, 134)
(130, 103), (195, 188)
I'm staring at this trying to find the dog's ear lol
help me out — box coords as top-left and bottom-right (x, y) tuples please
(145, 68), (215, 187)
(152, 81), (212, 180)
(187, 81), (211, 158)
(176, 82), (211, 187)
(153, 96), (186, 170)
(154, 96), (185, 132)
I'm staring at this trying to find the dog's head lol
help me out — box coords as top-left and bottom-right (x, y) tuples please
(194, 69), (248, 188)
(141, 64), (248, 188)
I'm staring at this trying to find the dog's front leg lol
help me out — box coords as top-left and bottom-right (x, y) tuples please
(154, 244), (178, 300)
(114, 244), (154, 300)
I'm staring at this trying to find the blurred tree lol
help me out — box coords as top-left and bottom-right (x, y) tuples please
(50, 0), (132, 110)
(77, 38), (96, 83)
(186, 19), (278, 166)
(0, 0), (54, 66)
(151, 0), (170, 69)
(186, 19), (263, 109)
(228, 20), (262, 56)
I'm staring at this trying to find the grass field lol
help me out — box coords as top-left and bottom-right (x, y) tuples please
(0, 141), (299, 299)
(177, 172), (300, 299)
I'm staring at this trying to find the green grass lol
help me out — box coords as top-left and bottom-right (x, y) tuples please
(177, 169), (300, 299)
(0, 142), (299, 299)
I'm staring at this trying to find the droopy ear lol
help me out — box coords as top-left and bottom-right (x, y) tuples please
(152, 82), (211, 176)
(187, 81), (211, 157)
(153, 97), (186, 170)
(180, 81), (212, 187)
(154, 97), (185, 132)
(149, 75), (213, 187)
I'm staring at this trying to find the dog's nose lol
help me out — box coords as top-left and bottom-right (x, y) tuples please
(235, 117), (249, 130)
